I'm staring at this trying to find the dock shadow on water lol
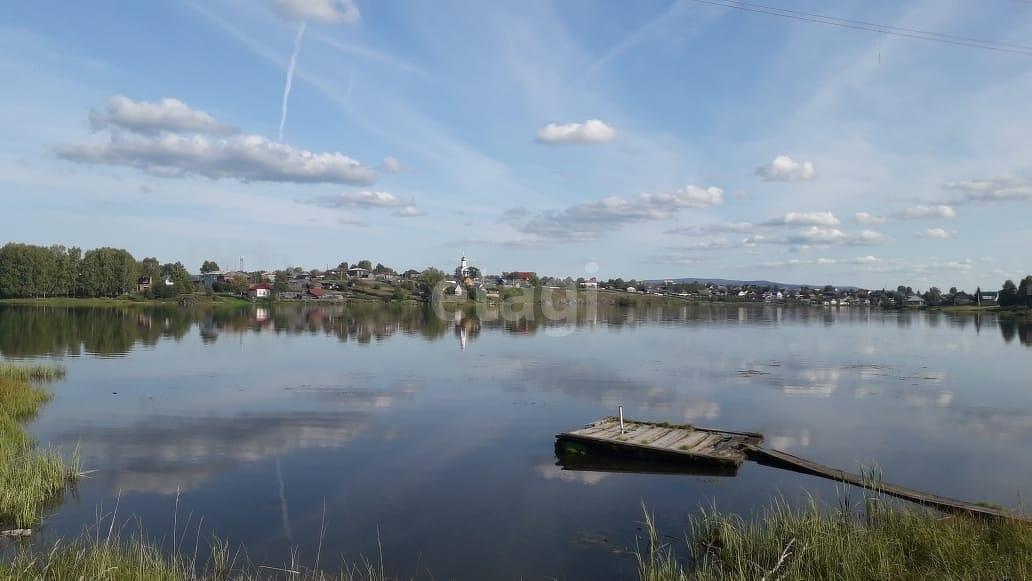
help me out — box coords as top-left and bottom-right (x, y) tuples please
(1, 303), (1032, 579)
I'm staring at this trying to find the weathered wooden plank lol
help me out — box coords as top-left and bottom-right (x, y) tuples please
(628, 427), (672, 445)
(573, 421), (619, 436)
(579, 424), (624, 441)
(660, 431), (707, 451)
(613, 424), (656, 442)
(557, 418), (755, 467)
(649, 429), (694, 449)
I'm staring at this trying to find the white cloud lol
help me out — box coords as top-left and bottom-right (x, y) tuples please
(918, 227), (956, 240)
(383, 155), (403, 173)
(89, 96), (234, 135)
(269, 0), (360, 24)
(59, 132), (375, 185)
(945, 175), (1032, 203)
(854, 212), (887, 224)
(61, 98), (375, 185)
(535, 119), (616, 144)
(392, 205), (425, 217)
(760, 211), (840, 227)
(668, 222), (755, 235)
(511, 184), (723, 241)
(638, 185), (724, 209)
(755, 155), (817, 182)
(318, 190), (405, 208)
(898, 205), (956, 220)
(851, 255), (882, 264)
(754, 257), (837, 268)
(780, 227), (888, 247)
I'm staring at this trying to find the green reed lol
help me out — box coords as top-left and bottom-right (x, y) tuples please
(0, 363), (77, 528)
(637, 495), (1032, 580)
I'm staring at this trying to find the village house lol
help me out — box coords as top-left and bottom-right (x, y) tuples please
(905, 295), (926, 308)
(248, 282), (272, 299)
(347, 266), (371, 279)
(977, 291), (999, 306)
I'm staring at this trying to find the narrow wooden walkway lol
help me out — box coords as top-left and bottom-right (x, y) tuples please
(744, 445), (1032, 522)
(556, 417), (1031, 522)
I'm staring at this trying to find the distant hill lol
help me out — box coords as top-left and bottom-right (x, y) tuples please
(644, 277), (859, 290)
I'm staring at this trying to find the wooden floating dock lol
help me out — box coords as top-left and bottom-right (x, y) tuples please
(556, 417), (1032, 523)
(555, 416), (762, 469)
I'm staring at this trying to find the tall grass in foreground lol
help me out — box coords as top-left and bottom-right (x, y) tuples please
(0, 365), (65, 382)
(0, 530), (395, 580)
(0, 363), (77, 528)
(638, 496), (1032, 580)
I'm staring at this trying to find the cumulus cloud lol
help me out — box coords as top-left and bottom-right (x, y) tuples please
(760, 211), (839, 227)
(60, 97), (375, 185)
(535, 119), (616, 144)
(747, 227), (888, 247)
(317, 190), (405, 208)
(509, 185), (723, 241)
(382, 156), (403, 173)
(270, 0), (360, 24)
(755, 155), (817, 182)
(392, 205), (425, 217)
(667, 222), (756, 235)
(754, 257), (837, 268)
(89, 96), (234, 135)
(898, 205), (956, 220)
(918, 227), (956, 240)
(851, 255), (882, 264)
(945, 175), (1032, 203)
(59, 132), (375, 185)
(854, 212), (888, 224)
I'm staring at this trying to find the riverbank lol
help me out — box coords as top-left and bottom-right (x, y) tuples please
(3, 496), (1028, 580)
(0, 364), (78, 528)
(0, 294), (251, 308)
(638, 496), (1032, 580)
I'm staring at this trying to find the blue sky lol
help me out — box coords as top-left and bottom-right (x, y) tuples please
(2, 0), (1031, 289)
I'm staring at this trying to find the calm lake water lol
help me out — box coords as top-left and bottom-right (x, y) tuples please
(3, 303), (1032, 579)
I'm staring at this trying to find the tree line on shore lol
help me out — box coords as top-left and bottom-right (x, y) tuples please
(0, 243), (192, 299)
(2, 241), (1032, 306)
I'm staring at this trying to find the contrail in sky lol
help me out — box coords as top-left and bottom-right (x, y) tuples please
(278, 21), (307, 142)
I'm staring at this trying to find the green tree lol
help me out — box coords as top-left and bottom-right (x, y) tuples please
(357, 259), (373, 271)
(229, 275), (250, 296)
(418, 267), (446, 296)
(138, 257), (160, 283)
(79, 247), (136, 297)
(924, 286), (942, 305)
(1017, 276), (1032, 308)
(201, 261), (221, 273)
(1001, 279), (1019, 307)
(274, 271), (289, 293)
(161, 262), (193, 295)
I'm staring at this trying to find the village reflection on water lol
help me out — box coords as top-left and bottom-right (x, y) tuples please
(4, 303), (1032, 580)
(1, 303), (1030, 359)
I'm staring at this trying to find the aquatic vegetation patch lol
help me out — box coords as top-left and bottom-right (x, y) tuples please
(637, 496), (1032, 580)
(0, 529), (395, 581)
(0, 363), (77, 528)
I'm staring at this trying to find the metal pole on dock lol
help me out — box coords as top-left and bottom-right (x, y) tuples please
(619, 406), (625, 433)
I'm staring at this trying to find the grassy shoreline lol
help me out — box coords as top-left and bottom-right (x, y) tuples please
(0, 295), (251, 309)
(2, 496), (1028, 580)
(638, 496), (1032, 580)
(0, 364), (78, 528)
